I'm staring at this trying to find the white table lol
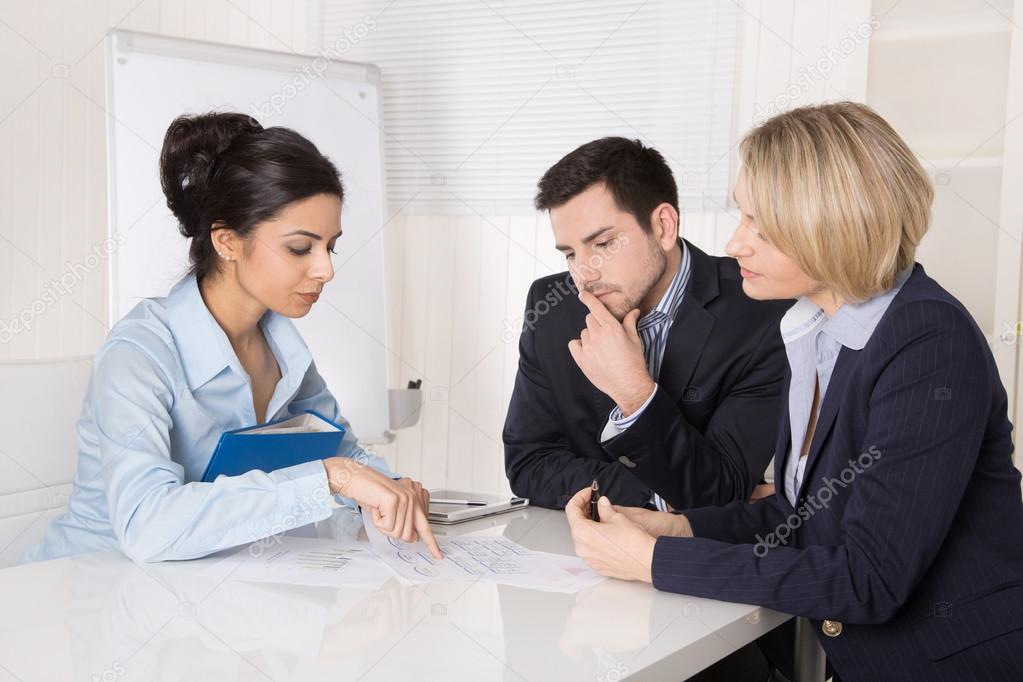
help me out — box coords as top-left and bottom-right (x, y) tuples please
(0, 507), (803, 681)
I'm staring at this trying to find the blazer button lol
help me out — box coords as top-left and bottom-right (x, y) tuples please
(821, 619), (843, 637)
(618, 455), (637, 469)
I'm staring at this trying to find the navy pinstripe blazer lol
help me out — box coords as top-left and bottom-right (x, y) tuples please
(652, 264), (1023, 681)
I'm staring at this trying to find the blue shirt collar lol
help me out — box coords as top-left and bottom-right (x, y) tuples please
(823, 266), (913, 350)
(165, 275), (312, 392)
(780, 265), (914, 351)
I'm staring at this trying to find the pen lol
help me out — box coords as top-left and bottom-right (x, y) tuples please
(589, 479), (600, 522)
(430, 498), (487, 506)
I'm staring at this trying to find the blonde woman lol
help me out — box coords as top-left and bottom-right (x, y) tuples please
(566, 102), (1023, 680)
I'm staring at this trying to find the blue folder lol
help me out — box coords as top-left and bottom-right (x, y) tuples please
(200, 410), (346, 482)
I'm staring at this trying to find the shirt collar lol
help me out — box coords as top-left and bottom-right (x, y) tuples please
(779, 298), (828, 345)
(165, 274), (312, 392)
(637, 242), (691, 331)
(823, 266), (913, 350)
(780, 265), (914, 351)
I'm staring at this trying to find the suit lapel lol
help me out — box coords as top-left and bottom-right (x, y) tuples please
(658, 299), (715, 402)
(658, 240), (719, 402)
(795, 347), (857, 500)
(773, 369), (792, 487)
(588, 379), (615, 420)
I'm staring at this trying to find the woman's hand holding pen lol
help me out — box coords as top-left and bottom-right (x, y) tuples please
(323, 457), (443, 559)
(565, 486), (656, 583)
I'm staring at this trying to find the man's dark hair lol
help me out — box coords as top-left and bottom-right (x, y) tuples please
(534, 137), (679, 231)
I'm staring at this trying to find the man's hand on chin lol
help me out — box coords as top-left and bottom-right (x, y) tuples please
(568, 290), (654, 415)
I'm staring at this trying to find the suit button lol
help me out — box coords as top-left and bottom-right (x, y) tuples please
(618, 455), (637, 469)
(821, 619), (843, 637)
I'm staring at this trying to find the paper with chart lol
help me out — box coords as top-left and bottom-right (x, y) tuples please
(362, 515), (605, 593)
(213, 536), (393, 589)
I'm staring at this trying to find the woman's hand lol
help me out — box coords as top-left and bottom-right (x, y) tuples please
(398, 477), (431, 512)
(611, 505), (693, 538)
(323, 458), (442, 559)
(565, 486), (657, 583)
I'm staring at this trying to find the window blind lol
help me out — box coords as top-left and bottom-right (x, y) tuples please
(313, 0), (739, 215)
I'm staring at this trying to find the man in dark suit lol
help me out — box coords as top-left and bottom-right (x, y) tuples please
(503, 137), (791, 511)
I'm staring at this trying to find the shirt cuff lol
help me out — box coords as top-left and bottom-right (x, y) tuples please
(270, 459), (336, 525)
(650, 492), (670, 511)
(609, 383), (658, 429)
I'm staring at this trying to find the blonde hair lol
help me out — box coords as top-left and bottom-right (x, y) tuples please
(740, 101), (933, 302)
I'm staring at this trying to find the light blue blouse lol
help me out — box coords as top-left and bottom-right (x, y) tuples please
(24, 274), (394, 563)
(780, 266), (913, 506)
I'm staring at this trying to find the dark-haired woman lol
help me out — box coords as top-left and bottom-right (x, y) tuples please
(25, 113), (442, 563)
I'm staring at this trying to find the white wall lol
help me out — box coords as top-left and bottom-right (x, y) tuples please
(0, 0), (312, 361)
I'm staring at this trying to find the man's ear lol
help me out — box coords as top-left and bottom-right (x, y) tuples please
(650, 203), (679, 249)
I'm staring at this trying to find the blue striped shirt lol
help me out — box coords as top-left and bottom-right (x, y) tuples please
(599, 243), (691, 511)
(608, 242), (692, 429)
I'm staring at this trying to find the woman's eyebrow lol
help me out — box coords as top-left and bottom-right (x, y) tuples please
(282, 229), (343, 240)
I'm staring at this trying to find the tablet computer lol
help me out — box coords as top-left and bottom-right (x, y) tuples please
(427, 489), (529, 524)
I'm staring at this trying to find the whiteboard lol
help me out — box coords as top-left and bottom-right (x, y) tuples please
(105, 30), (392, 442)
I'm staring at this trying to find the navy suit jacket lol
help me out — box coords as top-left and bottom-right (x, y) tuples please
(653, 264), (1023, 680)
(503, 240), (790, 510)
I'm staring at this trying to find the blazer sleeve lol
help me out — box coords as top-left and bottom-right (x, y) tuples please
(601, 318), (786, 509)
(682, 493), (792, 545)
(650, 301), (994, 624)
(503, 284), (652, 509)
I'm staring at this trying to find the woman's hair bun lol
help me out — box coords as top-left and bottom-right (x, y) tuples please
(156, 110), (343, 282)
(159, 112), (263, 238)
